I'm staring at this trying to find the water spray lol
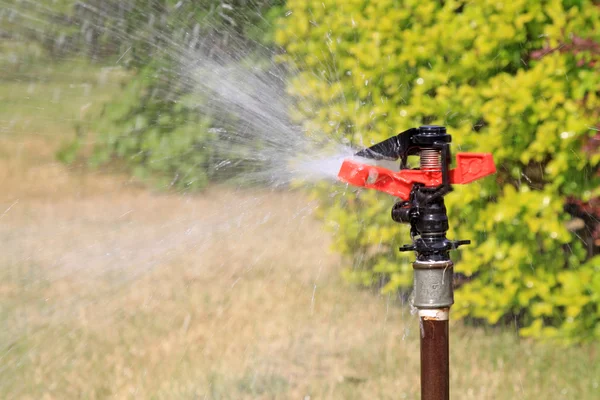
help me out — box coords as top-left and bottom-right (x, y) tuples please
(338, 125), (496, 400)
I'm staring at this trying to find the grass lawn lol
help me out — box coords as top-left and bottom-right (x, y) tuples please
(0, 47), (599, 399)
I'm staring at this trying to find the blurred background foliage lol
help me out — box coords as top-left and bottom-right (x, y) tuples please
(2, 0), (283, 188)
(2, 0), (600, 342)
(276, 0), (600, 342)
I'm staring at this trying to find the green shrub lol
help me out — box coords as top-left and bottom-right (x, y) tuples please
(90, 61), (214, 189)
(276, 0), (600, 342)
(81, 0), (284, 189)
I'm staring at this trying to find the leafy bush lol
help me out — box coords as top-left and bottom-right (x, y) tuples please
(90, 61), (214, 189)
(276, 0), (600, 341)
(71, 0), (283, 189)
(2, 0), (143, 61)
(4, 0), (286, 189)
(3, 0), (254, 63)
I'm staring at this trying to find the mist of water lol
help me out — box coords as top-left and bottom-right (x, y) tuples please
(2, 0), (359, 189)
(0, 0), (393, 357)
(181, 47), (355, 187)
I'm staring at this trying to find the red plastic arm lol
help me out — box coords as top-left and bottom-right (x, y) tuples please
(337, 153), (496, 201)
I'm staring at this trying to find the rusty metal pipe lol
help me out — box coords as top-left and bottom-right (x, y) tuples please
(413, 261), (453, 399)
(419, 308), (450, 400)
(419, 309), (450, 400)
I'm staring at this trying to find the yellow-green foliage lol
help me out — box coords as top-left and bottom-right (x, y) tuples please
(276, 0), (600, 341)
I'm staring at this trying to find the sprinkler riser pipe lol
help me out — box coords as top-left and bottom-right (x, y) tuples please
(420, 313), (450, 400)
(413, 260), (454, 309)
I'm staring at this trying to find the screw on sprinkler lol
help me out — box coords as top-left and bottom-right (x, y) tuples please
(337, 125), (496, 400)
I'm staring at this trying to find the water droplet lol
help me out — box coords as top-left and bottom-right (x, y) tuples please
(560, 131), (573, 139)
(416, 77), (424, 85)
(366, 169), (379, 184)
(285, 10), (293, 16)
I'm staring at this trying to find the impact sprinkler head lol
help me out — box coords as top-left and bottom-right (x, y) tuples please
(338, 125), (496, 400)
(338, 125), (496, 261)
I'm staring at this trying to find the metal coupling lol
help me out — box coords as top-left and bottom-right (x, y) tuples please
(412, 260), (454, 309)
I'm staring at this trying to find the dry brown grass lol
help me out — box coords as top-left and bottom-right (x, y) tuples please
(0, 138), (407, 398)
(1, 62), (599, 399)
(2, 135), (599, 399)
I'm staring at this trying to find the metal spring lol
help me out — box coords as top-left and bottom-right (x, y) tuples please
(420, 149), (442, 172)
